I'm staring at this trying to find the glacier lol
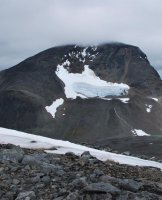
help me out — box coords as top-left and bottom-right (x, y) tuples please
(56, 64), (129, 99)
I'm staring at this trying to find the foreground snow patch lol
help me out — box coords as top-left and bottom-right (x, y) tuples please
(45, 98), (64, 118)
(132, 129), (150, 136)
(1, 127), (162, 170)
(56, 64), (129, 99)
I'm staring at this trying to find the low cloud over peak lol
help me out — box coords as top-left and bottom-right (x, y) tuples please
(0, 0), (162, 76)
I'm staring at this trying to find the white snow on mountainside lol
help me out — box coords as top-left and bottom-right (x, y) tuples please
(132, 129), (150, 136)
(56, 64), (129, 99)
(45, 98), (64, 118)
(145, 104), (152, 113)
(151, 97), (158, 102)
(1, 127), (162, 170)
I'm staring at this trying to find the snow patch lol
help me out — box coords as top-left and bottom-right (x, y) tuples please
(132, 129), (150, 136)
(0, 127), (162, 170)
(145, 104), (152, 113)
(81, 48), (87, 57)
(45, 98), (64, 118)
(56, 65), (129, 99)
(64, 60), (70, 66)
(101, 98), (130, 103)
(118, 98), (130, 103)
(92, 46), (97, 51)
(150, 97), (158, 102)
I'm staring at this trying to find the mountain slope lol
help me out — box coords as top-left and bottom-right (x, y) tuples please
(0, 43), (162, 146)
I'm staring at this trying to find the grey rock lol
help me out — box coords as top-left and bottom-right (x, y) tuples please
(58, 188), (67, 195)
(0, 167), (4, 172)
(1, 198), (11, 200)
(142, 181), (162, 195)
(30, 176), (40, 183)
(100, 175), (116, 182)
(66, 191), (81, 200)
(5, 191), (15, 200)
(94, 168), (104, 176)
(70, 177), (88, 188)
(35, 183), (45, 189)
(89, 173), (97, 182)
(150, 156), (156, 161)
(12, 178), (20, 185)
(55, 169), (65, 176)
(53, 196), (65, 200)
(22, 155), (62, 173)
(0, 189), (4, 197)
(65, 152), (78, 159)
(85, 193), (112, 200)
(117, 191), (162, 200)
(81, 151), (93, 159)
(117, 179), (143, 192)
(123, 151), (131, 156)
(41, 176), (51, 183)
(11, 166), (20, 172)
(36, 173), (45, 177)
(116, 191), (133, 200)
(15, 191), (36, 200)
(100, 176), (143, 192)
(22, 155), (39, 165)
(84, 182), (120, 194)
(21, 154), (49, 165)
(25, 197), (31, 200)
(24, 165), (31, 170)
(41, 163), (63, 173)
(0, 148), (24, 163)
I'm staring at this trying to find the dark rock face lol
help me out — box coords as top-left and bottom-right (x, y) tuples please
(0, 43), (162, 149)
(1, 144), (162, 199)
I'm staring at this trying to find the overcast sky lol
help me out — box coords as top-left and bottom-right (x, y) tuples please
(0, 0), (162, 76)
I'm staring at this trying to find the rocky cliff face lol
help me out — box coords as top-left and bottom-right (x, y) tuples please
(0, 43), (162, 147)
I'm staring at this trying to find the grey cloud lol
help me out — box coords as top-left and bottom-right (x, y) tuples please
(0, 0), (162, 76)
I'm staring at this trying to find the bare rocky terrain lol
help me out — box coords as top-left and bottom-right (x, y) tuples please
(1, 144), (162, 200)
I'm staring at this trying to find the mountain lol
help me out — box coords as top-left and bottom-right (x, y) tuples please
(0, 43), (162, 153)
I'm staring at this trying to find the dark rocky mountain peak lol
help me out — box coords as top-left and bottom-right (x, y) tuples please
(0, 43), (162, 150)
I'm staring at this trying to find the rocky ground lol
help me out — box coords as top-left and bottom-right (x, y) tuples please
(1, 144), (162, 199)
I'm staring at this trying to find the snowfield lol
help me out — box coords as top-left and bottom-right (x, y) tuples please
(1, 127), (162, 170)
(56, 64), (129, 99)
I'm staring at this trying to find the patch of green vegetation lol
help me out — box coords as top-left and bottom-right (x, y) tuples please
(152, 134), (162, 138)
